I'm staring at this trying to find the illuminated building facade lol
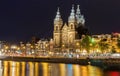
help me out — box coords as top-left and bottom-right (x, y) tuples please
(53, 5), (85, 51)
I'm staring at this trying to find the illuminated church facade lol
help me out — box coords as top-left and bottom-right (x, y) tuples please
(53, 5), (86, 51)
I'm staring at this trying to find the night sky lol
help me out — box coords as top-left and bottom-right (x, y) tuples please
(0, 0), (120, 43)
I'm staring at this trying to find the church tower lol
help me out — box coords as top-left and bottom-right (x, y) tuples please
(53, 8), (63, 47)
(68, 5), (77, 45)
(76, 5), (85, 27)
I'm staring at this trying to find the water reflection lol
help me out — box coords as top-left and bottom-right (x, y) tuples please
(106, 71), (120, 76)
(59, 64), (66, 76)
(0, 60), (119, 76)
(73, 65), (81, 76)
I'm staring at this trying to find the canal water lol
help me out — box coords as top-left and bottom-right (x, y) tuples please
(0, 60), (119, 76)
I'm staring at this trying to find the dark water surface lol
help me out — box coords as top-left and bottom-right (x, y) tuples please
(0, 60), (120, 76)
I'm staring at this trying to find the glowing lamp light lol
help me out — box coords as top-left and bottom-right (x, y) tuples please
(11, 45), (17, 49)
(5, 46), (9, 50)
(91, 38), (95, 43)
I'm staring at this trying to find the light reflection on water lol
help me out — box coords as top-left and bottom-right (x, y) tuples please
(0, 60), (119, 76)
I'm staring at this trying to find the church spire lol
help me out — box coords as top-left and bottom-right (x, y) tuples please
(68, 5), (76, 22)
(54, 7), (61, 21)
(76, 5), (85, 26)
(76, 5), (81, 15)
(54, 7), (63, 30)
(71, 5), (75, 16)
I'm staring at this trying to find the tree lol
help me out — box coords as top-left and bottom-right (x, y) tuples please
(115, 38), (120, 52)
(117, 38), (120, 49)
(111, 46), (116, 53)
(89, 37), (97, 52)
(76, 24), (89, 39)
(98, 39), (109, 53)
(81, 35), (92, 53)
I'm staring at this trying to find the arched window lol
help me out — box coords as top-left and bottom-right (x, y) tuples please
(56, 26), (58, 31)
(71, 24), (74, 29)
